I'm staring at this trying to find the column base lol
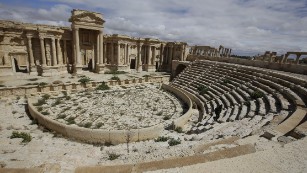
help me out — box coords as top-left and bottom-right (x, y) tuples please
(95, 64), (105, 74)
(75, 65), (83, 75)
(29, 66), (38, 76)
(144, 64), (156, 72)
(41, 65), (69, 76)
(137, 65), (143, 72)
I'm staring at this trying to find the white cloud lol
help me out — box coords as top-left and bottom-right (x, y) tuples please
(1, 0), (307, 55)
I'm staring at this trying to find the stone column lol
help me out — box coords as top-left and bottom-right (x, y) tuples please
(111, 42), (114, 64)
(74, 28), (81, 66)
(166, 46), (169, 64)
(170, 46), (173, 62)
(282, 54), (289, 64)
(160, 44), (164, 66)
(180, 45), (184, 61)
(56, 38), (63, 65)
(147, 45), (152, 65)
(103, 43), (106, 64)
(295, 54), (301, 64)
(152, 46), (156, 65)
(117, 43), (120, 65)
(39, 37), (46, 66)
(96, 33), (100, 64)
(99, 30), (103, 65)
(26, 36), (35, 66)
(63, 40), (67, 64)
(126, 44), (129, 65)
(137, 43), (143, 72)
(51, 37), (57, 66)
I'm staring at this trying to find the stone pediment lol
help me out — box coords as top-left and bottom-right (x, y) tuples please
(69, 12), (105, 25)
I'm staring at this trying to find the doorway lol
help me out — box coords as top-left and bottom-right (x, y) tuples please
(130, 59), (136, 69)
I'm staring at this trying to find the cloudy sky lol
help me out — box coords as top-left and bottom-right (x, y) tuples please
(0, 0), (307, 56)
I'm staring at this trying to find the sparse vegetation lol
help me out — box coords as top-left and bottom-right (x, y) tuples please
(108, 153), (120, 160)
(175, 127), (183, 133)
(66, 117), (76, 125)
(41, 111), (50, 115)
(197, 85), (209, 95)
(163, 115), (170, 120)
(62, 91), (67, 96)
(38, 82), (48, 86)
(51, 98), (62, 107)
(95, 122), (104, 129)
(34, 98), (47, 106)
(28, 78), (38, 81)
(83, 122), (92, 128)
(168, 138), (181, 146)
(110, 75), (120, 81)
(37, 107), (43, 112)
(10, 131), (32, 143)
(78, 76), (91, 84)
(156, 111), (163, 116)
(250, 90), (265, 99)
(42, 94), (50, 100)
(96, 82), (110, 90)
(57, 114), (67, 119)
(154, 136), (169, 142)
(222, 79), (230, 84)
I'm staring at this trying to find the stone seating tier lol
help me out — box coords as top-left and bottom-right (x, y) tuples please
(171, 60), (306, 134)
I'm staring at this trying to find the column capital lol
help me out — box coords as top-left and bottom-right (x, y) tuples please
(39, 35), (45, 40)
(51, 37), (55, 41)
(26, 35), (33, 39)
(55, 35), (62, 40)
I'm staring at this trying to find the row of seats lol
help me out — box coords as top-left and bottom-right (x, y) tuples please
(171, 60), (307, 137)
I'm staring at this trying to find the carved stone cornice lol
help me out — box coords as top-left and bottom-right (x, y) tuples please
(69, 12), (105, 25)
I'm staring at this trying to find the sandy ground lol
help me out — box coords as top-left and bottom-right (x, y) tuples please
(148, 137), (307, 173)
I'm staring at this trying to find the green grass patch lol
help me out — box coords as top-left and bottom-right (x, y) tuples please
(250, 90), (265, 99)
(108, 153), (120, 160)
(154, 136), (169, 142)
(197, 85), (209, 95)
(96, 82), (110, 90)
(66, 117), (76, 125)
(10, 131), (32, 143)
(168, 138), (181, 146)
(110, 76), (120, 81)
(95, 122), (104, 129)
(28, 78), (38, 81)
(78, 76), (91, 84)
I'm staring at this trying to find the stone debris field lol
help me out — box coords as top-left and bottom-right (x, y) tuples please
(34, 84), (184, 130)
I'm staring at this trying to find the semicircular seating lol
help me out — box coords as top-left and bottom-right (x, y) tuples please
(171, 60), (307, 138)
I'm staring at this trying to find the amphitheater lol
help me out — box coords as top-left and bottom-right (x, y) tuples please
(1, 9), (307, 173)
